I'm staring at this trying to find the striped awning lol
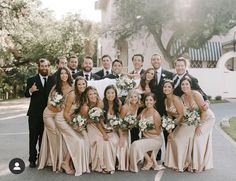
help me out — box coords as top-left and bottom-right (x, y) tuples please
(189, 42), (222, 61)
(173, 41), (222, 61)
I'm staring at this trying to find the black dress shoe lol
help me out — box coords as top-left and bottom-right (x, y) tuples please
(29, 162), (36, 168)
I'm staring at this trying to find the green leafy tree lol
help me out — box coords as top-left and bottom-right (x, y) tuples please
(109, 0), (236, 67)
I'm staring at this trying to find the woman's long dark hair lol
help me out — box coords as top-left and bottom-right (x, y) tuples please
(162, 79), (174, 99)
(55, 67), (73, 94)
(140, 68), (157, 91)
(103, 85), (120, 122)
(73, 76), (87, 114)
(74, 76), (87, 105)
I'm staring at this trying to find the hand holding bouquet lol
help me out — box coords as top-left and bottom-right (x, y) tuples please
(184, 108), (200, 126)
(88, 107), (104, 123)
(162, 115), (176, 131)
(138, 118), (155, 132)
(108, 116), (122, 129)
(116, 75), (136, 96)
(49, 92), (64, 107)
(70, 115), (86, 131)
(120, 114), (138, 129)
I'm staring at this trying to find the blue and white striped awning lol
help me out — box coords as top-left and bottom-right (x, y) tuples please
(173, 41), (222, 61)
(189, 42), (222, 61)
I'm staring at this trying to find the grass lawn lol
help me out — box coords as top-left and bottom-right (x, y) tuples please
(222, 117), (236, 141)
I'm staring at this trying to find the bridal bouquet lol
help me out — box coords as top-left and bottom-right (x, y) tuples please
(70, 115), (86, 130)
(88, 107), (104, 123)
(138, 118), (155, 132)
(116, 75), (136, 95)
(50, 92), (64, 107)
(120, 114), (138, 129)
(184, 108), (200, 126)
(108, 116), (122, 129)
(161, 115), (176, 131)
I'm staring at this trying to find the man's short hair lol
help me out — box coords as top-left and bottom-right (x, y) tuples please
(101, 54), (112, 61)
(38, 58), (50, 66)
(112, 59), (123, 66)
(174, 57), (187, 66)
(56, 56), (67, 64)
(132, 54), (144, 62)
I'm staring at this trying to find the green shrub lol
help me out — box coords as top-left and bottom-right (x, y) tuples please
(215, 96), (222, 100)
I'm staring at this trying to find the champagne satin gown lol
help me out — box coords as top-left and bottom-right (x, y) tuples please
(55, 103), (90, 176)
(87, 113), (119, 173)
(129, 114), (163, 172)
(165, 101), (196, 171)
(192, 108), (215, 172)
(38, 106), (62, 171)
(116, 114), (133, 171)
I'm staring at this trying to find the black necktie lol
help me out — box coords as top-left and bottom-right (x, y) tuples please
(173, 76), (179, 87)
(43, 77), (47, 87)
(106, 71), (109, 76)
(72, 71), (75, 74)
(85, 74), (89, 81)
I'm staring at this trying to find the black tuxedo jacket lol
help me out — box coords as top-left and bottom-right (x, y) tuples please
(150, 69), (174, 116)
(173, 73), (208, 100)
(95, 69), (111, 79)
(104, 73), (120, 79)
(73, 71), (101, 80)
(25, 74), (54, 117)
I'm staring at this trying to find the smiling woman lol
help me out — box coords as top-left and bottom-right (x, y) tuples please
(40, 0), (101, 22)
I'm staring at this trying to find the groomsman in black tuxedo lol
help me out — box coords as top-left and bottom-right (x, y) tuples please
(104, 59), (123, 79)
(128, 54), (145, 79)
(68, 55), (79, 79)
(173, 57), (209, 104)
(24, 59), (54, 168)
(150, 53), (173, 160)
(73, 56), (101, 80)
(95, 54), (112, 79)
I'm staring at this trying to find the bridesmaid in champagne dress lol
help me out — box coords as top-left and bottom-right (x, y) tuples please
(129, 93), (164, 172)
(62, 76), (90, 176)
(102, 85), (121, 171)
(80, 86), (117, 174)
(38, 86), (61, 172)
(119, 89), (142, 171)
(51, 67), (75, 174)
(181, 77), (215, 172)
(162, 80), (185, 170)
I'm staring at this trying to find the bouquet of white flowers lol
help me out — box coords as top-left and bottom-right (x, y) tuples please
(120, 114), (138, 129)
(184, 108), (200, 126)
(116, 75), (136, 96)
(162, 115), (176, 131)
(138, 118), (155, 132)
(70, 115), (86, 129)
(49, 92), (64, 107)
(88, 107), (104, 123)
(108, 116), (122, 129)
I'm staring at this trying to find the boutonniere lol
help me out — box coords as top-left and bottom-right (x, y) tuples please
(161, 73), (166, 77)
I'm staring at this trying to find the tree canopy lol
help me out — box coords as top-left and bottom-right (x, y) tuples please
(109, 0), (236, 67)
(0, 0), (100, 99)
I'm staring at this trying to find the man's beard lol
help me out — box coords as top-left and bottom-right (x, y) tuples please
(83, 67), (92, 72)
(39, 69), (49, 76)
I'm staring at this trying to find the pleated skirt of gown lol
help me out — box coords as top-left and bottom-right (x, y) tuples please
(55, 111), (90, 176)
(87, 123), (119, 173)
(165, 124), (195, 172)
(192, 109), (215, 172)
(116, 130), (130, 171)
(129, 134), (163, 172)
(38, 107), (61, 171)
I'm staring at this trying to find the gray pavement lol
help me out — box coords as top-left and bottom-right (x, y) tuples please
(0, 98), (236, 181)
